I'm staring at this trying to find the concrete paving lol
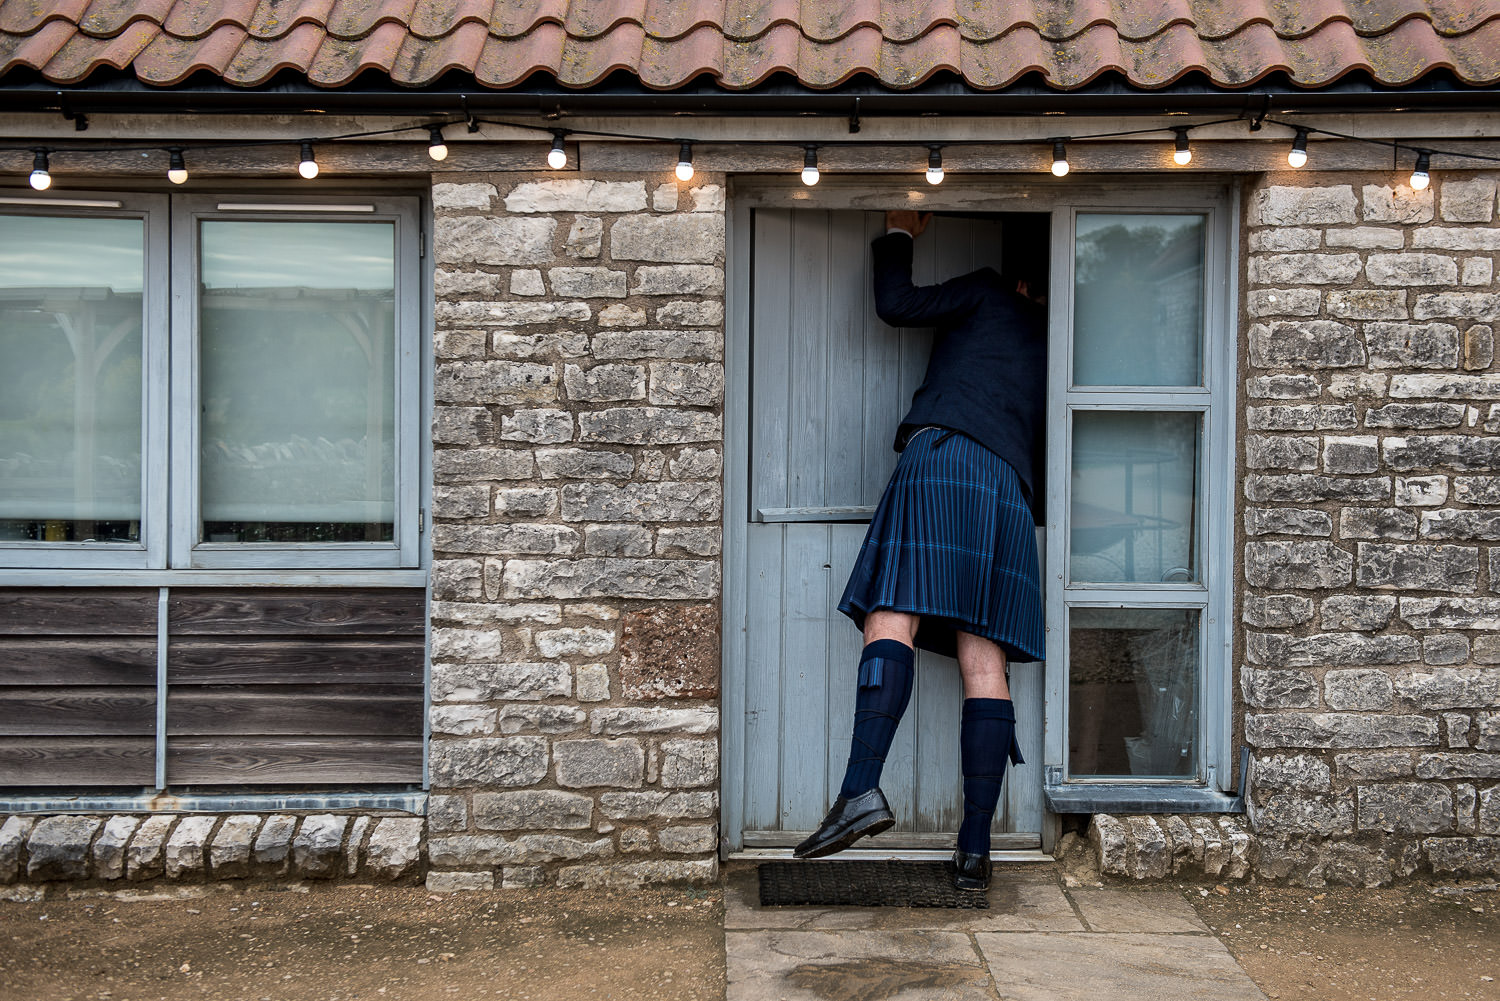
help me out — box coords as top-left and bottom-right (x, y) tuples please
(724, 864), (1268, 1001)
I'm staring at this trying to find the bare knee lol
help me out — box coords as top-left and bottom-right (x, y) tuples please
(864, 610), (919, 648)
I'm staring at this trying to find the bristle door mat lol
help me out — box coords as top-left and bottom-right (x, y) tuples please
(758, 861), (989, 909)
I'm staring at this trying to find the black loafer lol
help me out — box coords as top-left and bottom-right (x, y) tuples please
(792, 788), (895, 859)
(949, 849), (991, 891)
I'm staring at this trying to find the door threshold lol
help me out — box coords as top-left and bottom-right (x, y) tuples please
(728, 847), (1055, 863)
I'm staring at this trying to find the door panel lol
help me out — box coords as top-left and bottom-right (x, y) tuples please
(741, 209), (1043, 847)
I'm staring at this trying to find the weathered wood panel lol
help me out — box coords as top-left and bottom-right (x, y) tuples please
(0, 688), (156, 735)
(0, 737), (155, 785)
(169, 590), (425, 636)
(167, 738), (423, 784)
(167, 687), (421, 736)
(167, 639), (424, 685)
(0, 639), (157, 685)
(0, 590), (157, 636)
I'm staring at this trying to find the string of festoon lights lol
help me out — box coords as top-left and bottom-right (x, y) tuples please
(8, 113), (1500, 192)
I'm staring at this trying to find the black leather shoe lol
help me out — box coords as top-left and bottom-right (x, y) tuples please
(792, 788), (895, 859)
(949, 849), (991, 891)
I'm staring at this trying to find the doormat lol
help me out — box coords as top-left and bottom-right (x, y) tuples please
(758, 861), (989, 909)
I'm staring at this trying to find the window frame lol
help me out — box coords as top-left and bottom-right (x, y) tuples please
(1042, 192), (1239, 811)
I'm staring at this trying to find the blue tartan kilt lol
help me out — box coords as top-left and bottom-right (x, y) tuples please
(837, 427), (1045, 663)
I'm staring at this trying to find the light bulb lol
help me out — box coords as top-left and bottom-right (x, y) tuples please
(925, 146), (944, 185)
(801, 146), (819, 185)
(427, 125), (448, 162)
(1051, 140), (1069, 177)
(1410, 150), (1431, 191)
(1173, 129), (1192, 166)
(675, 142), (694, 182)
(29, 149), (51, 190)
(547, 134), (567, 169)
(298, 142), (318, 179)
(167, 148), (188, 184)
(1287, 128), (1308, 168)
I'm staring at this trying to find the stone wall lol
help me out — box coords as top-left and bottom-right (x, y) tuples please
(1239, 171), (1500, 885)
(427, 172), (726, 889)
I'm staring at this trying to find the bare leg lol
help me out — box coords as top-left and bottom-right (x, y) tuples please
(956, 631), (1010, 700)
(864, 609), (920, 648)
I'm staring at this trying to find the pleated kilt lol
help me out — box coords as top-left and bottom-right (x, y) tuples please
(838, 426), (1045, 663)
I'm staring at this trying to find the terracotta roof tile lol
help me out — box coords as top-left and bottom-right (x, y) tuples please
(2, 0), (1499, 91)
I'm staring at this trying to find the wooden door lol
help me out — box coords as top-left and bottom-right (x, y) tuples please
(736, 209), (1045, 850)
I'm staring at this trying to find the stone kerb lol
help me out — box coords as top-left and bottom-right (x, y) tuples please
(1241, 172), (1500, 885)
(428, 173), (727, 890)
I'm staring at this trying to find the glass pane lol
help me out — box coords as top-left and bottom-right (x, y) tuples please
(1070, 411), (1199, 584)
(0, 214), (144, 544)
(1073, 213), (1204, 387)
(199, 220), (396, 543)
(1068, 606), (1199, 778)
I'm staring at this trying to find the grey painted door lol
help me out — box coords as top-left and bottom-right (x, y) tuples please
(739, 209), (1045, 850)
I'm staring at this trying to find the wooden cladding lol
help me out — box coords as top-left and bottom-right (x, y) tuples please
(0, 588), (425, 789)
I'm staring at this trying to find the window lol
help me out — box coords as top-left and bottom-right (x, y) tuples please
(0, 192), (422, 572)
(1044, 195), (1236, 810)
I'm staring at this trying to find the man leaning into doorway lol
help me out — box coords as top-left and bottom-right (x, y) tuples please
(793, 210), (1047, 892)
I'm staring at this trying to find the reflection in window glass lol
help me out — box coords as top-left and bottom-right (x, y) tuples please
(0, 215), (144, 544)
(199, 221), (396, 544)
(1070, 411), (1199, 584)
(1073, 213), (1204, 387)
(1068, 607), (1199, 778)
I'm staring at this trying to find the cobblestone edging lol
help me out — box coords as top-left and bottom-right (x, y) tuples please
(0, 814), (423, 893)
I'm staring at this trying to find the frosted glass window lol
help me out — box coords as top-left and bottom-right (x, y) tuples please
(198, 221), (396, 543)
(1070, 411), (1199, 584)
(1068, 606), (1199, 777)
(0, 215), (144, 543)
(1073, 213), (1204, 387)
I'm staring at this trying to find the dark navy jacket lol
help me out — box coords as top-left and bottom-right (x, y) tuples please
(871, 231), (1047, 512)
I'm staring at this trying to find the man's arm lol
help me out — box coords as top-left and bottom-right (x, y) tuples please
(872, 211), (987, 327)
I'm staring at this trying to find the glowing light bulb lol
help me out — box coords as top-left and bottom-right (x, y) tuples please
(801, 146), (820, 185)
(547, 135), (567, 169)
(925, 146), (944, 185)
(297, 142), (319, 179)
(427, 125), (448, 162)
(29, 149), (51, 190)
(1051, 141), (1069, 177)
(1410, 150), (1431, 191)
(675, 142), (694, 182)
(1173, 129), (1192, 166)
(167, 148), (188, 184)
(1287, 128), (1309, 168)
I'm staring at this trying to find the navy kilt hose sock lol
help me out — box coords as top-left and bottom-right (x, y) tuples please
(837, 639), (916, 799)
(957, 697), (1025, 857)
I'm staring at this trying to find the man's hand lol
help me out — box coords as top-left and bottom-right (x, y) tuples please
(885, 210), (932, 237)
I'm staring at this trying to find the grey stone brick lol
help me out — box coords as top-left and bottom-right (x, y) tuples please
(1395, 668), (1500, 709)
(431, 736), (550, 787)
(575, 664), (611, 703)
(1472, 636), (1500, 664)
(563, 363), (647, 402)
(631, 265), (725, 296)
(433, 408), (495, 447)
(1400, 596), (1500, 630)
(432, 182), (497, 211)
(653, 182), (679, 211)
(1339, 507), (1417, 540)
(1326, 289), (1408, 320)
(290, 815), (347, 879)
(433, 484), (490, 519)
(1240, 668), (1317, 708)
(426, 871), (494, 892)
(1243, 594), (1314, 627)
(1362, 183), (1434, 223)
(1323, 669), (1395, 710)
(510, 269), (545, 296)
(565, 215), (603, 257)
(127, 815), (175, 880)
(592, 329), (721, 361)
(555, 858), (718, 888)
(430, 601), (561, 627)
(1366, 404), (1466, 428)
(1248, 632), (1419, 668)
(655, 301), (724, 326)
(1245, 475), (1388, 503)
(503, 179), (646, 213)
(1422, 509), (1500, 540)
(1250, 185), (1357, 226)
(1424, 836), (1500, 875)
(1358, 783), (1452, 833)
(435, 216), (557, 265)
(548, 267), (626, 298)
(611, 214), (724, 263)
(208, 815), (262, 879)
(366, 818), (424, 880)
(436, 361), (557, 406)
(1335, 751), (1414, 780)
(1394, 476), (1449, 507)
(437, 300), (591, 327)
(1413, 227), (1500, 250)
(1250, 253), (1362, 285)
(427, 795), (468, 833)
(1252, 753), (1331, 792)
(1365, 322), (1461, 369)
(433, 329), (488, 360)
(501, 866), (547, 888)
(660, 739), (719, 788)
(1248, 288), (1321, 317)
(1416, 753), (1500, 780)
(1444, 713), (1475, 747)
(1247, 404), (1358, 431)
(1453, 477), (1500, 504)
(1323, 436), (1380, 474)
(432, 448), (535, 484)
(1246, 374), (1321, 398)
(1246, 713), (1438, 748)
(590, 707), (719, 735)
(435, 660), (573, 702)
(251, 815), (296, 876)
(1356, 542), (1479, 591)
(92, 816), (138, 881)
(430, 705), (497, 736)
(578, 407), (722, 445)
(599, 791), (717, 820)
(1321, 594), (1398, 631)
(500, 557), (719, 600)
(1463, 324), (1495, 370)
(648, 361), (724, 406)
(1439, 177), (1497, 222)
(432, 524), (578, 558)
(657, 527), (722, 556)
(535, 448), (634, 480)
(27, 816), (100, 881)
(1249, 792), (1355, 836)
(690, 185), (724, 212)
(493, 488), (559, 518)
(1459, 784), (1480, 833)
(536, 626), (615, 658)
(1248, 321), (1365, 368)
(1249, 229), (1321, 251)
(1389, 374), (1500, 399)
(554, 739), (645, 788)
(1324, 227), (1404, 249)
(500, 409), (573, 445)
(495, 705), (587, 734)
(1367, 253), (1458, 286)
(1245, 435), (1320, 470)
(583, 524), (653, 556)
(669, 447), (722, 479)
(1413, 292), (1500, 321)
(1464, 260), (1495, 288)
(598, 304), (648, 327)
(163, 816), (215, 879)
(1327, 374), (1390, 400)
(562, 482), (721, 522)
(1244, 540), (1353, 588)
(474, 790), (593, 830)
(658, 825), (717, 854)
(490, 330), (591, 360)
(1480, 789), (1500, 835)
(430, 626), (521, 665)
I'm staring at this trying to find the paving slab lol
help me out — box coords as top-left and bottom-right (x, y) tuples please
(976, 931), (1268, 1001)
(728, 930), (994, 1001)
(1065, 887), (1211, 933)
